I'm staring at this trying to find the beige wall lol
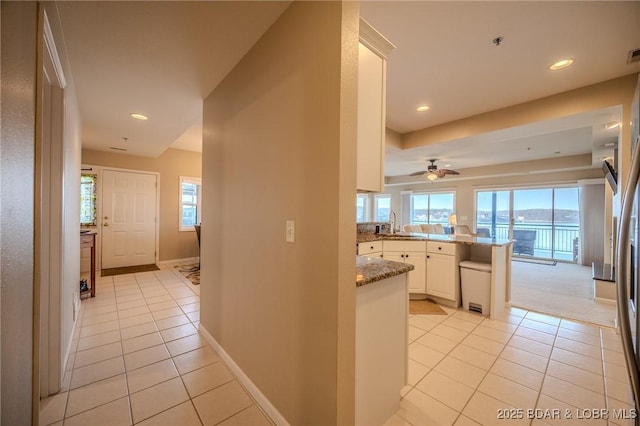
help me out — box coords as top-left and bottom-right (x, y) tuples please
(81, 148), (202, 262)
(1, 3), (38, 423)
(200, 2), (358, 424)
(1, 2), (83, 422)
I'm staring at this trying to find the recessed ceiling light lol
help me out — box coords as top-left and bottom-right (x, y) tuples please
(416, 105), (431, 112)
(130, 113), (148, 121)
(604, 142), (617, 147)
(549, 59), (574, 70)
(444, 164), (451, 167)
(604, 121), (621, 130)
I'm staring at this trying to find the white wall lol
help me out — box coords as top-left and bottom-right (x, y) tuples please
(61, 82), (82, 382)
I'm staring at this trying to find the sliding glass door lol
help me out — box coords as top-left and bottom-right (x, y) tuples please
(476, 190), (510, 239)
(476, 187), (580, 262)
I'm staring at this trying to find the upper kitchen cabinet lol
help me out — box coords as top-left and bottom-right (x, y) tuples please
(357, 19), (395, 192)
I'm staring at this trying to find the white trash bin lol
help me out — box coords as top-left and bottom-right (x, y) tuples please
(459, 260), (492, 315)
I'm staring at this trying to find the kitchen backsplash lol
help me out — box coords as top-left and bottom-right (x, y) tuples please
(357, 222), (391, 235)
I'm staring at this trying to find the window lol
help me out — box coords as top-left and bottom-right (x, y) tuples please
(356, 194), (369, 223)
(374, 194), (391, 222)
(410, 192), (455, 225)
(180, 177), (202, 231)
(80, 174), (97, 226)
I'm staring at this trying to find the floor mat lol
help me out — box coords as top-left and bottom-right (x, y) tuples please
(175, 263), (200, 285)
(101, 263), (159, 276)
(409, 299), (447, 315)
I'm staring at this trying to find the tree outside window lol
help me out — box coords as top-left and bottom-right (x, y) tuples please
(80, 174), (97, 226)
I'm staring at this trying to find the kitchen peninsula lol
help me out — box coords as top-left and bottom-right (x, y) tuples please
(357, 231), (515, 319)
(355, 255), (413, 426)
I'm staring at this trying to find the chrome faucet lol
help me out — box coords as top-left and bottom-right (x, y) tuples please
(389, 210), (397, 234)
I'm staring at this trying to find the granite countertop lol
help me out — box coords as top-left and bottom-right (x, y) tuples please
(357, 232), (514, 247)
(356, 256), (414, 287)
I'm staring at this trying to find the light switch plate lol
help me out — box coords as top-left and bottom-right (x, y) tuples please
(286, 220), (295, 243)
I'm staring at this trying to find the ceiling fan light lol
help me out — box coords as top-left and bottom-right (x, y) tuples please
(427, 172), (438, 181)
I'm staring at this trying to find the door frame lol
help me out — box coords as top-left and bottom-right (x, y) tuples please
(35, 7), (68, 401)
(93, 166), (160, 270)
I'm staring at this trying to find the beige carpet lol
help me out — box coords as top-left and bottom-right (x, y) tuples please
(510, 261), (616, 327)
(410, 299), (447, 315)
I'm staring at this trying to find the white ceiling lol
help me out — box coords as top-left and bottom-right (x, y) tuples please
(57, 1), (290, 158)
(58, 1), (640, 176)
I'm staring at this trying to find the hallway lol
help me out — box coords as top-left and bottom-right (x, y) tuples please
(39, 266), (272, 425)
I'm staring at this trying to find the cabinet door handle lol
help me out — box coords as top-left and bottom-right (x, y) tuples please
(370, 246), (374, 250)
(427, 255), (430, 259)
(405, 254), (409, 258)
(438, 247), (442, 250)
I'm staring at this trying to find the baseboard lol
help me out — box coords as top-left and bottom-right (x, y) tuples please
(157, 257), (199, 266)
(198, 324), (289, 426)
(62, 294), (82, 391)
(594, 296), (617, 305)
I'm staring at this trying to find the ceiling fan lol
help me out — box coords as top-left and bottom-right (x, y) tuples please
(409, 159), (460, 181)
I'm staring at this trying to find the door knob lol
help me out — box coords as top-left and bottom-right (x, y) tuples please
(104, 222), (109, 227)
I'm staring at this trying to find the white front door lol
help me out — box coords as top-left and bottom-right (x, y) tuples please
(102, 169), (157, 269)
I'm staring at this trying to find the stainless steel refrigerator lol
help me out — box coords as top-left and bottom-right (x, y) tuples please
(618, 74), (640, 418)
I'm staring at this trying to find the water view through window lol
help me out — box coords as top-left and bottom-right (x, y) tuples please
(476, 187), (580, 262)
(411, 192), (455, 225)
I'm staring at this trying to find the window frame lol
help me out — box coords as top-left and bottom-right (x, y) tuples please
(356, 194), (370, 223)
(409, 191), (455, 225)
(179, 176), (202, 232)
(373, 194), (391, 222)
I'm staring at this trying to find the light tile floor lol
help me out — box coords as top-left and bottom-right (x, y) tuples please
(39, 265), (274, 426)
(388, 306), (636, 426)
(40, 266), (637, 426)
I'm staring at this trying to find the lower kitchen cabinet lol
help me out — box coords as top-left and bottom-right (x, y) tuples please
(426, 252), (456, 300)
(425, 241), (469, 306)
(383, 241), (427, 293)
(357, 240), (383, 258)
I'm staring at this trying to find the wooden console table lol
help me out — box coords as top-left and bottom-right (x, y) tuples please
(81, 231), (97, 297)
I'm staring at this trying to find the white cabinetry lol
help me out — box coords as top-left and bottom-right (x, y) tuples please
(357, 240), (383, 258)
(356, 273), (408, 425)
(383, 241), (426, 293)
(426, 241), (468, 306)
(357, 20), (395, 193)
